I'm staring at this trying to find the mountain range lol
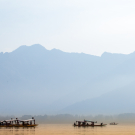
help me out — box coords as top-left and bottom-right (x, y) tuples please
(0, 44), (135, 115)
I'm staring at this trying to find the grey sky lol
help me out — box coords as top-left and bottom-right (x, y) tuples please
(1, 0), (135, 56)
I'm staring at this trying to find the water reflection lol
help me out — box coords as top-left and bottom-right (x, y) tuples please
(0, 124), (135, 135)
(0, 127), (35, 135)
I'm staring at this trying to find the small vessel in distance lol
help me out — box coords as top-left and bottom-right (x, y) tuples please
(73, 120), (107, 127)
(110, 122), (118, 125)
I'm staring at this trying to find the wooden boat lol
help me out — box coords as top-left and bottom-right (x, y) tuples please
(14, 117), (38, 127)
(73, 120), (107, 127)
(0, 117), (38, 127)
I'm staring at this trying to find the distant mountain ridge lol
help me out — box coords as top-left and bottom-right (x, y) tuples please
(0, 44), (135, 115)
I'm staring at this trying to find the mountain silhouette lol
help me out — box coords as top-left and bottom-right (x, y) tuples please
(0, 44), (135, 115)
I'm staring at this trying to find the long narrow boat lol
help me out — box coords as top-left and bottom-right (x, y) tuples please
(73, 120), (107, 127)
(14, 117), (38, 127)
(74, 124), (107, 127)
(0, 117), (38, 127)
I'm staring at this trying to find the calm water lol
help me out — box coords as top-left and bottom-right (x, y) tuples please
(0, 124), (135, 135)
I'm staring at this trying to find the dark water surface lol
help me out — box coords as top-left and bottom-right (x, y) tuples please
(0, 124), (135, 135)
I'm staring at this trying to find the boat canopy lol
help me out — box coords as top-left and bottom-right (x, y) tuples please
(76, 121), (84, 123)
(20, 119), (35, 122)
(4, 118), (21, 122)
(84, 120), (97, 123)
(4, 120), (16, 122)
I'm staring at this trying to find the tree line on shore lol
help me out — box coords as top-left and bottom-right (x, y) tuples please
(1, 113), (135, 124)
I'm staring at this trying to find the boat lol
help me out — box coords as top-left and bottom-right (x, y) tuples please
(110, 122), (118, 125)
(73, 120), (107, 127)
(14, 117), (38, 127)
(0, 117), (38, 127)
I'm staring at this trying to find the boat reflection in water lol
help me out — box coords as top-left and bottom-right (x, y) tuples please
(0, 117), (38, 127)
(73, 120), (107, 127)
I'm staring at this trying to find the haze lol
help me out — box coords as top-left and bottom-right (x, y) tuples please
(1, 0), (135, 117)
(1, 0), (135, 55)
(0, 44), (135, 115)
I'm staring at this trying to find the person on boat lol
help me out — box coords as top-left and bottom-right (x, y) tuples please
(78, 121), (81, 126)
(27, 121), (29, 125)
(82, 122), (85, 126)
(91, 122), (94, 126)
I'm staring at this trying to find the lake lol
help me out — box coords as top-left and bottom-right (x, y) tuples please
(0, 124), (135, 135)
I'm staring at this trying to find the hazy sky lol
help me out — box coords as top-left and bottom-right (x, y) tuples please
(1, 0), (135, 56)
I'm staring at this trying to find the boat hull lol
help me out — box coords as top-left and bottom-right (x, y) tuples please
(0, 125), (14, 127)
(14, 124), (38, 127)
(74, 124), (107, 127)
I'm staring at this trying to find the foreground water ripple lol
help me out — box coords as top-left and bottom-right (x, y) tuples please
(0, 124), (135, 135)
